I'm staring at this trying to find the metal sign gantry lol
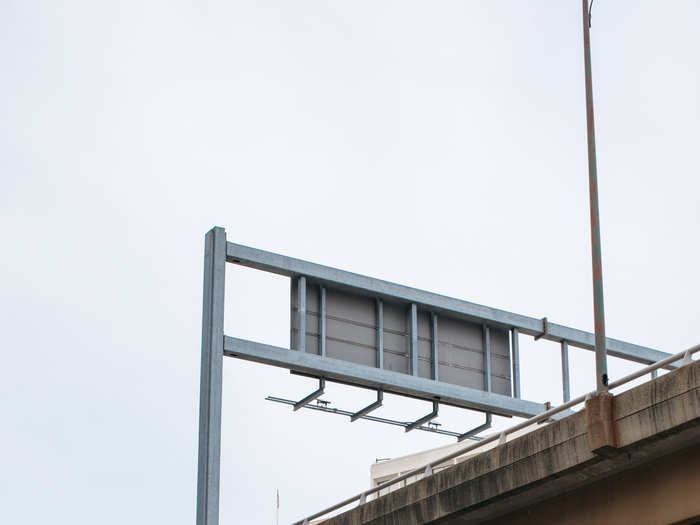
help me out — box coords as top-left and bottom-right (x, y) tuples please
(196, 226), (674, 525)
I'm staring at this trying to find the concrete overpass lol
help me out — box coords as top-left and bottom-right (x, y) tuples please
(323, 358), (700, 525)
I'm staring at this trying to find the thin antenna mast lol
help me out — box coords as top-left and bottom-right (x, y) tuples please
(581, 0), (608, 392)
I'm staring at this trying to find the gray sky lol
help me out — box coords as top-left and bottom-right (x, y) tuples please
(1, 1), (698, 523)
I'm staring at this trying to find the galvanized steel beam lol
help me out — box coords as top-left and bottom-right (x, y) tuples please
(196, 227), (226, 525)
(223, 336), (553, 419)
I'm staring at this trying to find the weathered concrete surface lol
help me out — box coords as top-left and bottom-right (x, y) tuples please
(324, 359), (700, 525)
(585, 391), (616, 454)
(483, 444), (700, 525)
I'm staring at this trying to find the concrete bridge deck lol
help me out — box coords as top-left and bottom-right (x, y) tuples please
(324, 359), (700, 525)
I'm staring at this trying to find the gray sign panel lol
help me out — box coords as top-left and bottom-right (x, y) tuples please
(291, 279), (511, 396)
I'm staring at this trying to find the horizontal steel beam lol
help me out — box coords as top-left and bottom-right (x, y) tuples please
(226, 242), (674, 368)
(224, 336), (557, 419)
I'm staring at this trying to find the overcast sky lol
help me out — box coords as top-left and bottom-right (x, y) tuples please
(2, 1), (699, 524)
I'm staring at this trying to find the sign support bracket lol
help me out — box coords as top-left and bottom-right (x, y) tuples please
(350, 391), (383, 422)
(293, 378), (326, 411)
(405, 400), (439, 433)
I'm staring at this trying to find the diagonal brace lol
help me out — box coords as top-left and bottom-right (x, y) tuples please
(458, 412), (492, 442)
(294, 378), (325, 411)
(350, 391), (383, 422)
(405, 400), (439, 433)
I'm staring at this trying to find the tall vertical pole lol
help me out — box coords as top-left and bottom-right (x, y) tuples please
(581, 0), (608, 392)
(197, 227), (227, 525)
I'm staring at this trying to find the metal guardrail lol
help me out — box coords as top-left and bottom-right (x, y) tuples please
(293, 343), (700, 525)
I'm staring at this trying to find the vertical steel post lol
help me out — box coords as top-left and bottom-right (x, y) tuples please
(298, 276), (306, 352)
(431, 313), (439, 381)
(410, 303), (418, 376)
(196, 227), (227, 525)
(320, 286), (326, 357)
(483, 325), (491, 392)
(511, 328), (521, 398)
(376, 299), (383, 369)
(582, 0), (608, 392)
(561, 341), (571, 402)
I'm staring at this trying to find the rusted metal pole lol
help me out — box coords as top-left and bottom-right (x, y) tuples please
(581, 0), (608, 392)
